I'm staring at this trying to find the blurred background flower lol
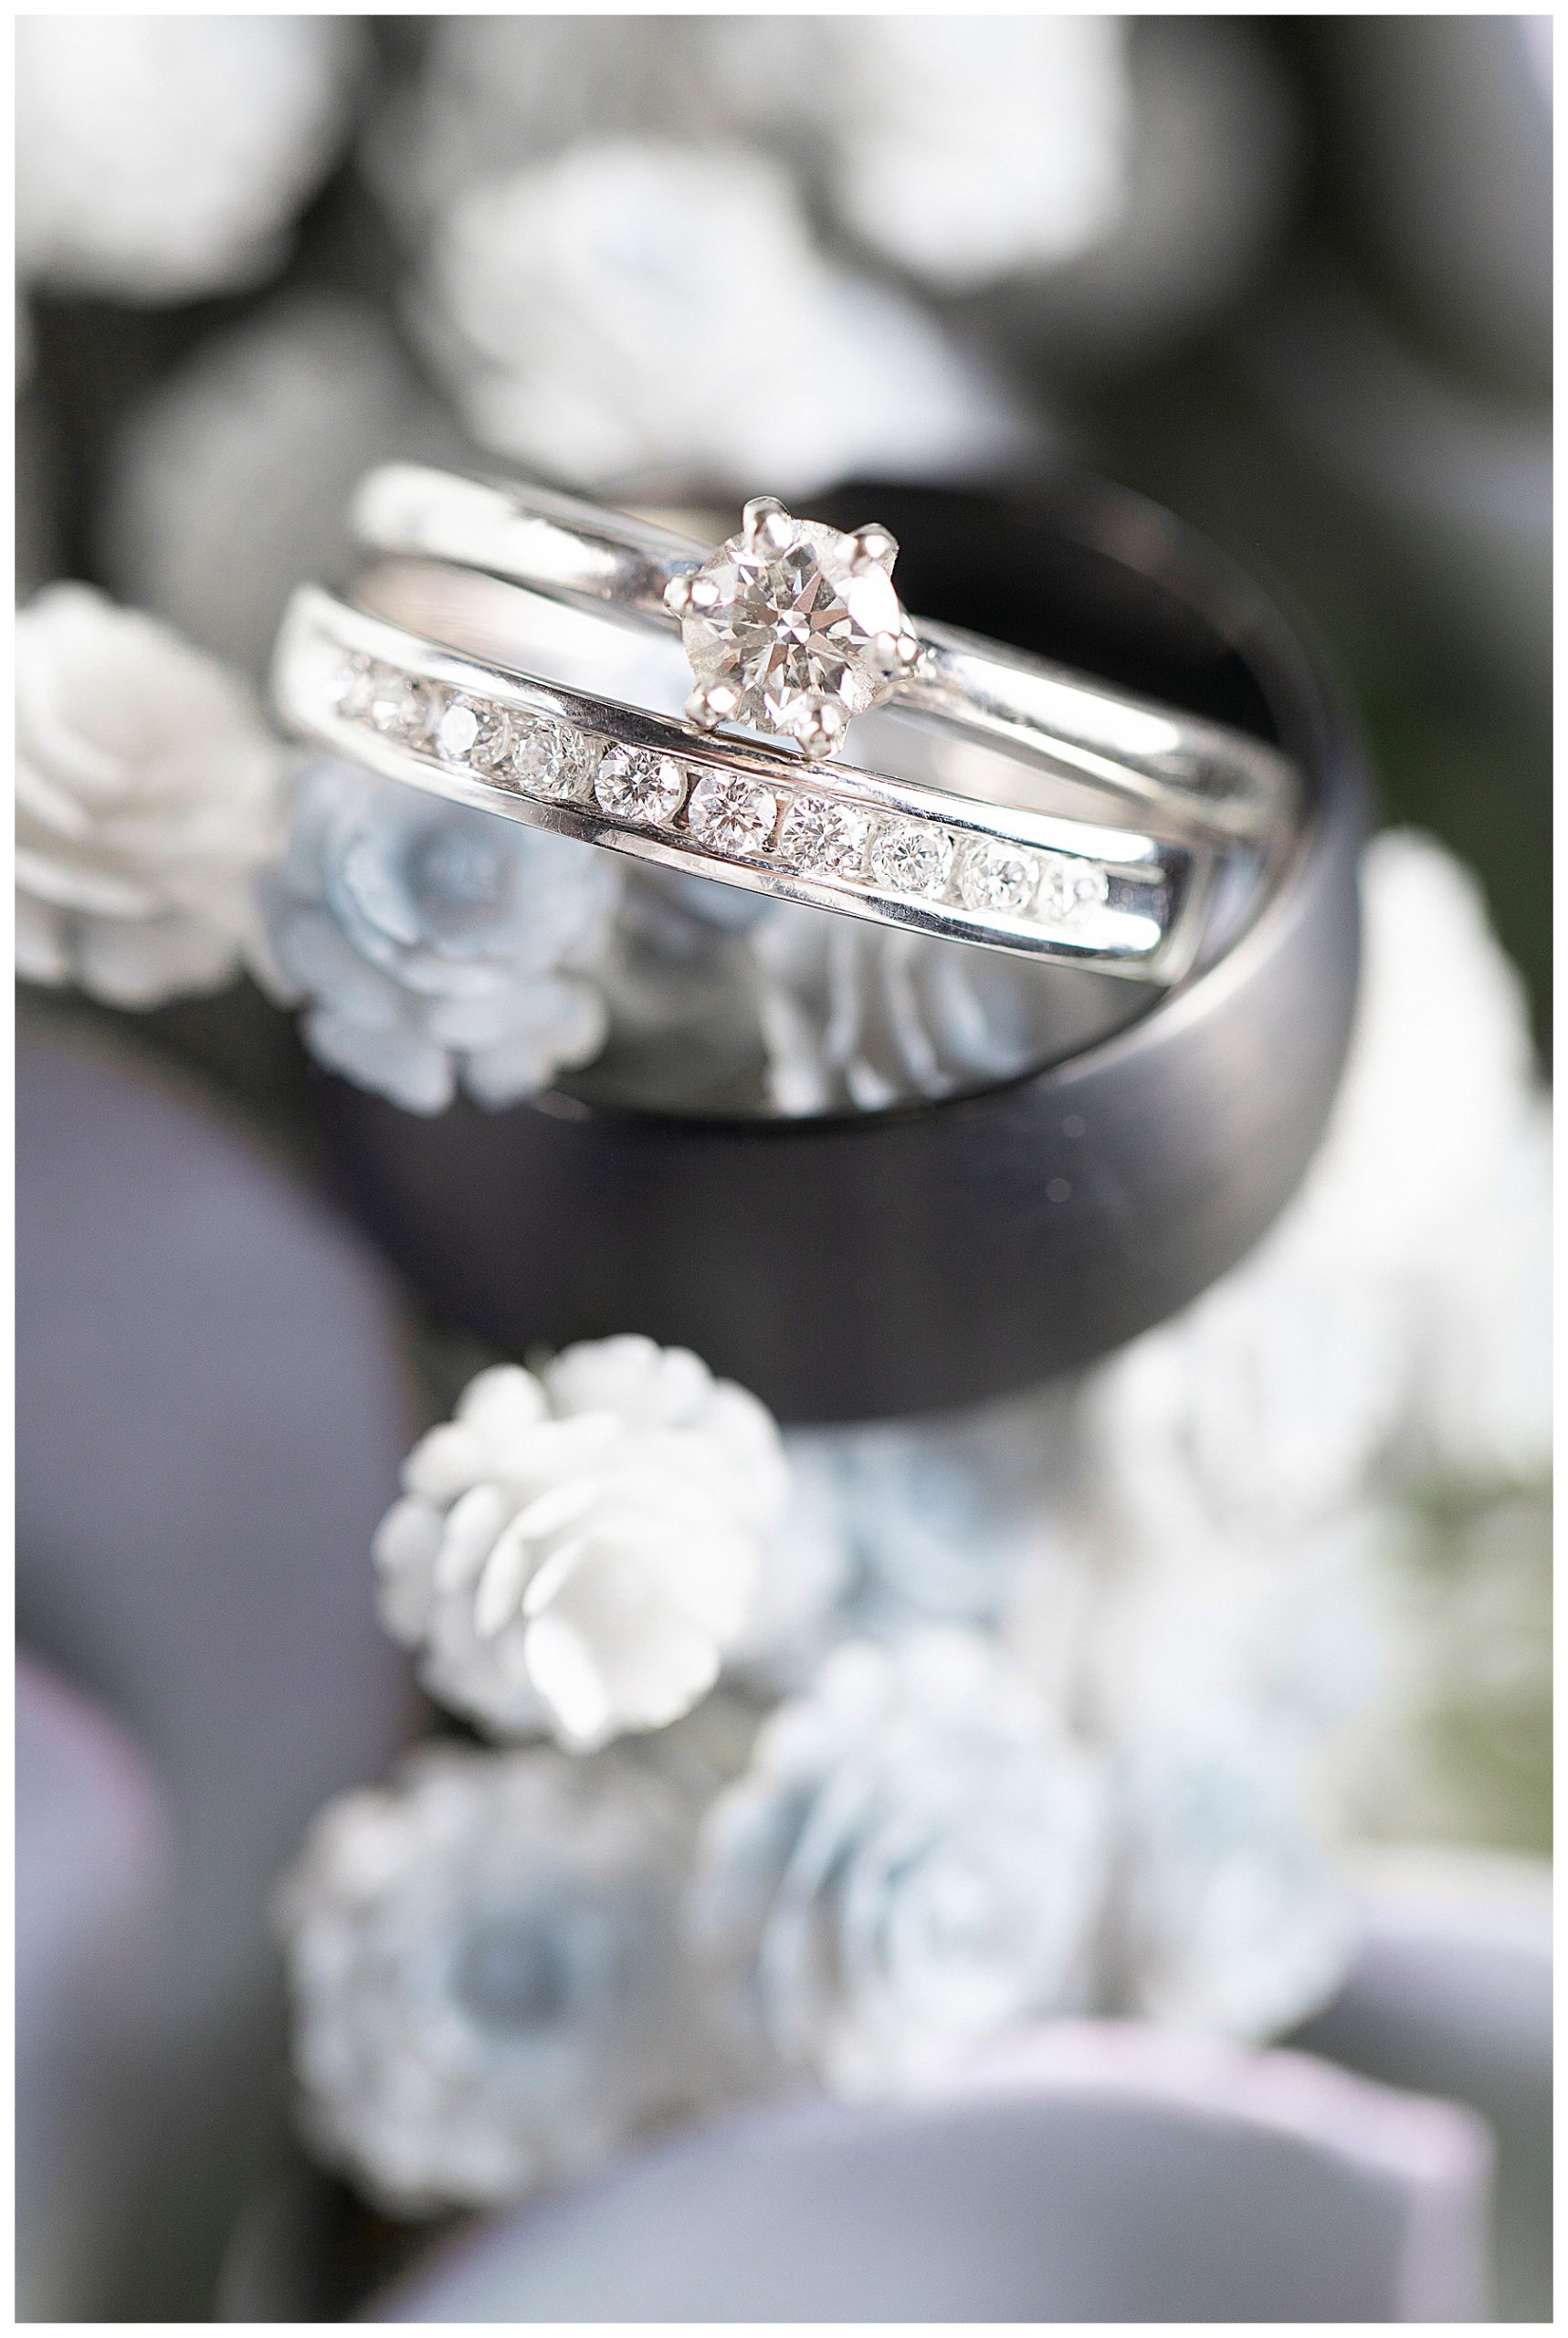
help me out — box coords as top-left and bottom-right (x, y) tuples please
(17, 16), (365, 303)
(694, 1633), (1109, 2093)
(277, 1741), (730, 2213)
(16, 583), (284, 1005)
(412, 137), (1030, 497)
(258, 760), (617, 1112)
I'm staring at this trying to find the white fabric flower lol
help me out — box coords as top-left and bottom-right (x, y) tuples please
(821, 18), (1131, 291)
(375, 1340), (788, 1750)
(16, 584), (285, 1006)
(276, 1740), (723, 2215)
(1084, 829), (1543, 1543)
(415, 138), (1030, 495)
(693, 1632), (1108, 2094)
(1112, 1722), (1349, 2042)
(102, 295), (461, 678)
(1083, 1231), (1415, 1545)
(1298, 828), (1540, 1275)
(1401, 1100), (1552, 1486)
(748, 905), (1057, 1116)
(1084, 1506), (1393, 1767)
(16, 16), (362, 302)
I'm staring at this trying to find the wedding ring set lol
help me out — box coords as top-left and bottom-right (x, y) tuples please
(272, 465), (1302, 983)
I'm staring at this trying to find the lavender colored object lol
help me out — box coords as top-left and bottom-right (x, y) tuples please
(1293, 1855), (1552, 2323)
(16, 1031), (419, 2312)
(16, 1659), (174, 2322)
(370, 2023), (1491, 2323)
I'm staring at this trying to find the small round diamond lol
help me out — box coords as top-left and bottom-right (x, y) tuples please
(775, 794), (871, 878)
(595, 744), (687, 826)
(435, 694), (510, 774)
(868, 818), (954, 899)
(1037, 854), (1110, 923)
(367, 669), (435, 742)
(686, 772), (779, 857)
(511, 717), (594, 802)
(957, 837), (1039, 915)
(329, 654), (374, 721)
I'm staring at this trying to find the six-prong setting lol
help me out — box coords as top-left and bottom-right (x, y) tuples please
(667, 498), (921, 765)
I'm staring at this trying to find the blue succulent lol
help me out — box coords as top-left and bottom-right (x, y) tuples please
(263, 760), (619, 1112)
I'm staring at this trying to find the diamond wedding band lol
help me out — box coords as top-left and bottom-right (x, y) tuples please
(270, 466), (1301, 979)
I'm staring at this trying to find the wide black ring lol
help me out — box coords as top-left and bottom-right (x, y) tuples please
(311, 472), (1366, 1424)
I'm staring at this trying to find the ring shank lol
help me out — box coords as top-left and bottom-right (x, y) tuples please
(351, 463), (1301, 853)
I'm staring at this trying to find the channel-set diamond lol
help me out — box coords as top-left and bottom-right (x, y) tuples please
(775, 793), (872, 879)
(367, 669), (435, 742)
(957, 837), (1040, 915)
(595, 744), (688, 825)
(329, 655), (374, 721)
(513, 716), (595, 801)
(435, 693), (510, 774)
(686, 772), (780, 857)
(868, 818), (955, 898)
(1037, 853), (1110, 923)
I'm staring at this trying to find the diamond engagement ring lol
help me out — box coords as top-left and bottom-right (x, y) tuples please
(270, 466), (1301, 979)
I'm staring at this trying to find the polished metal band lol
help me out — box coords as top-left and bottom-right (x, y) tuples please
(271, 584), (1215, 979)
(351, 464), (1300, 852)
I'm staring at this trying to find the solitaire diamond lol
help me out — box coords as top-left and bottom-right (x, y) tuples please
(775, 794), (872, 879)
(668, 497), (920, 761)
(1037, 854), (1110, 923)
(868, 819), (954, 899)
(957, 837), (1039, 915)
(595, 744), (687, 825)
(512, 716), (595, 801)
(686, 772), (779, 857)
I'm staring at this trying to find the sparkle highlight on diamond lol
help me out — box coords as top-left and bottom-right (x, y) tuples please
(669, 500), (920, 760)
(595, 744), (688, 826)
(957, 837), (1039, 915)
(869, 819), (955, 898)
(513, 717), (594, 801)
(775, 793), (872, 879)
(685, 772), (779, 857)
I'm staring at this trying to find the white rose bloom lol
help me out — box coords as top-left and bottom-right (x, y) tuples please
(748, 904), (1053, 1117)
(17, 16), (362, 302)
(1082, 1229), (1415, 1546)
(823, 17), (1131, 291)
(16, 584), (285, 1006)
(374, 1340), (787, 1750)
(415, 139), (1030, 495)
(276, 1741), (724, 2215)
(1113, 1722), (1349, 2042)
(693, 1632), (1109, 2094)
(1088, 1506), (1393, 1764)
(1294, 827), (1539, 1274)
(1084, 828), (1542, 1542)
(1401, 1098), (1552, 1488)
(102, 295), (460, 677)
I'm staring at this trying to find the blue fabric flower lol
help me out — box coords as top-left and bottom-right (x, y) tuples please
(262, 760), (619, 1112)
(694, 1632), (1108, 2091)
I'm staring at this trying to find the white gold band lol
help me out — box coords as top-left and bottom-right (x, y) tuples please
(350, 464), (1301, 852)
(271, 584), (1214, 979)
